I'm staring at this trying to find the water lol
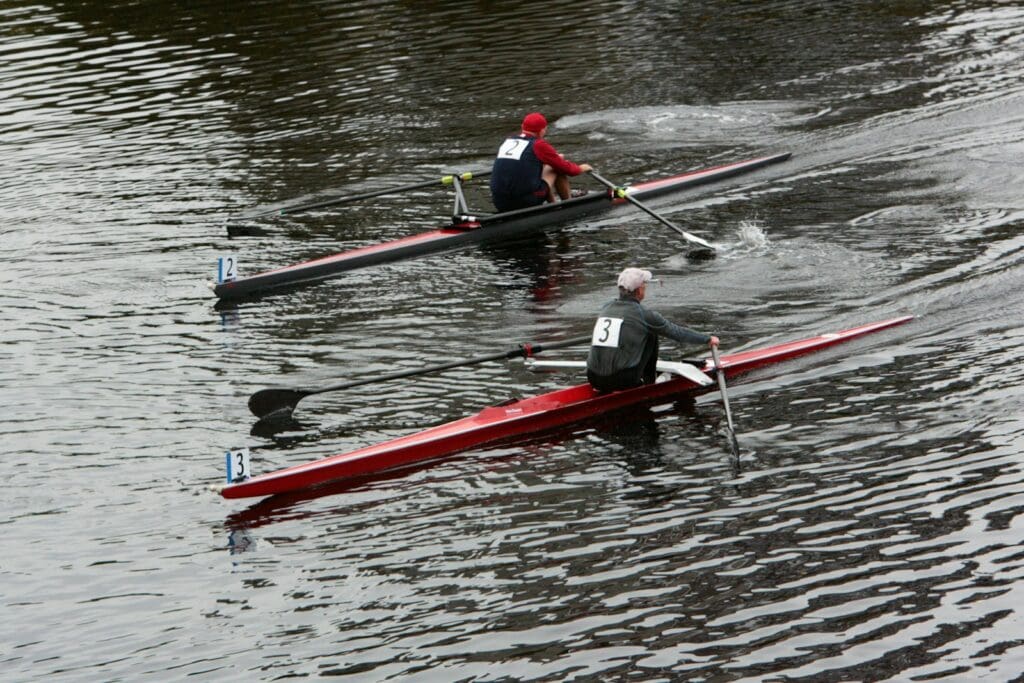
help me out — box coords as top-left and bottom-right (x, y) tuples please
(3, 1), (1024, 680)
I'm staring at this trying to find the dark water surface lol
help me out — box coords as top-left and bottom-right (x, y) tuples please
(4, 1), (1024, 680)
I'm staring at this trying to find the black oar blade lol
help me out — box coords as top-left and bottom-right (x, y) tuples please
(686, 247), (717, 261)
(248, 388), (312, 419)
(226, 223), (269, 238)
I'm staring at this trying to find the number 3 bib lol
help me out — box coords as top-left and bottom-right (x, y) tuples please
(591, 317), (624, 347)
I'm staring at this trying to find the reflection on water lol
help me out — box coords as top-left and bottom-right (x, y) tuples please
(4, 0), (1024, 680)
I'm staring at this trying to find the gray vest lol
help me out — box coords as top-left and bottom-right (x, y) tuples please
(587, 295), (710, 384)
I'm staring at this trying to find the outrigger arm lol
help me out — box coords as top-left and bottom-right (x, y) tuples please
(525, 358), (714, 386)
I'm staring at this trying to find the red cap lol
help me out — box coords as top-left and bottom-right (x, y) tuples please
(522, 112), (547, 134)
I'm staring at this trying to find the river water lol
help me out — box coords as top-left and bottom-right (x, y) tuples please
(3, 1), (1024, 680)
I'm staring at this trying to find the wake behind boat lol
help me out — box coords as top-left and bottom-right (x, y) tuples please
(211, 152), (791, 300)
(219, 315), (912, 500)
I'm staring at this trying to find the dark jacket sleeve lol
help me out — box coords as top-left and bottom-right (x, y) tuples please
(641, 308), (710, 345)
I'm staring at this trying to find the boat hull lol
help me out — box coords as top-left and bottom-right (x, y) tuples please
(221, 315), (912, 499)
(213, 152), (791, 299)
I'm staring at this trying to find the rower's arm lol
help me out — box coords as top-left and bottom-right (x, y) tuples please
(643, 308), (711, 346)
(532, 138), (583, 176)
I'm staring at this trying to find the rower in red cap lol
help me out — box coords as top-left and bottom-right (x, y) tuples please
(490, 112), (593, 213)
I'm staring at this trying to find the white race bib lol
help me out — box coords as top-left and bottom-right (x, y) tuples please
(592, 317), (623, 348)
(496, 137), (529, 161)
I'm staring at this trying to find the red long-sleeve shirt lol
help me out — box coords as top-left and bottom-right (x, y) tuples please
(530, 136), (583, 176)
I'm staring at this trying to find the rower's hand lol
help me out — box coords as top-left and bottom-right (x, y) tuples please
(579, 163), (593, 173)
(708, 336), (720, 348)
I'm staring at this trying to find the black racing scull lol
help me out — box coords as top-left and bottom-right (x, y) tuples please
(212, 152), (791, 299)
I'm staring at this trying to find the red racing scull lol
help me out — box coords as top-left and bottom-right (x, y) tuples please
(220, 315), (912, 500)
(212, 152), (791, 299)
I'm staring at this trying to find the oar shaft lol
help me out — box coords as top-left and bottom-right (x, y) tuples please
(588, 170), (715, 251)
(710, 345), (736, 433)
(309, 334), (592, 397)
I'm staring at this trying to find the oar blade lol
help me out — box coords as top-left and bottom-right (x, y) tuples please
(248, 388), (312, 419)
(686, 246), (717, 261)
(226, 223), (269, 238)
(709, 345), (740, 458)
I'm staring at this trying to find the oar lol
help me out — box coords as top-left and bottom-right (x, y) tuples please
(227, 170), (491, 227)
(249, 334), (592, 420)
(588, 170), (717, 259)
(710, 344), (740, 455)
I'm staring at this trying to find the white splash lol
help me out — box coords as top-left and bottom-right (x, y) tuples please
(736, 220), (769, 250)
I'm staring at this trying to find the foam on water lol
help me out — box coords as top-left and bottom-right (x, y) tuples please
(736, 219), (769, 251)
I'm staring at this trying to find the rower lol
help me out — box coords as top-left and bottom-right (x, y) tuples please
(490, 112), (593, 213)
(587, 267), (719, 392)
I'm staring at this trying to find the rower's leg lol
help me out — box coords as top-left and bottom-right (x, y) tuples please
(554, 175), (571, 200)
(640, 337), (660, 385)
(543, 165), (570, 201)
